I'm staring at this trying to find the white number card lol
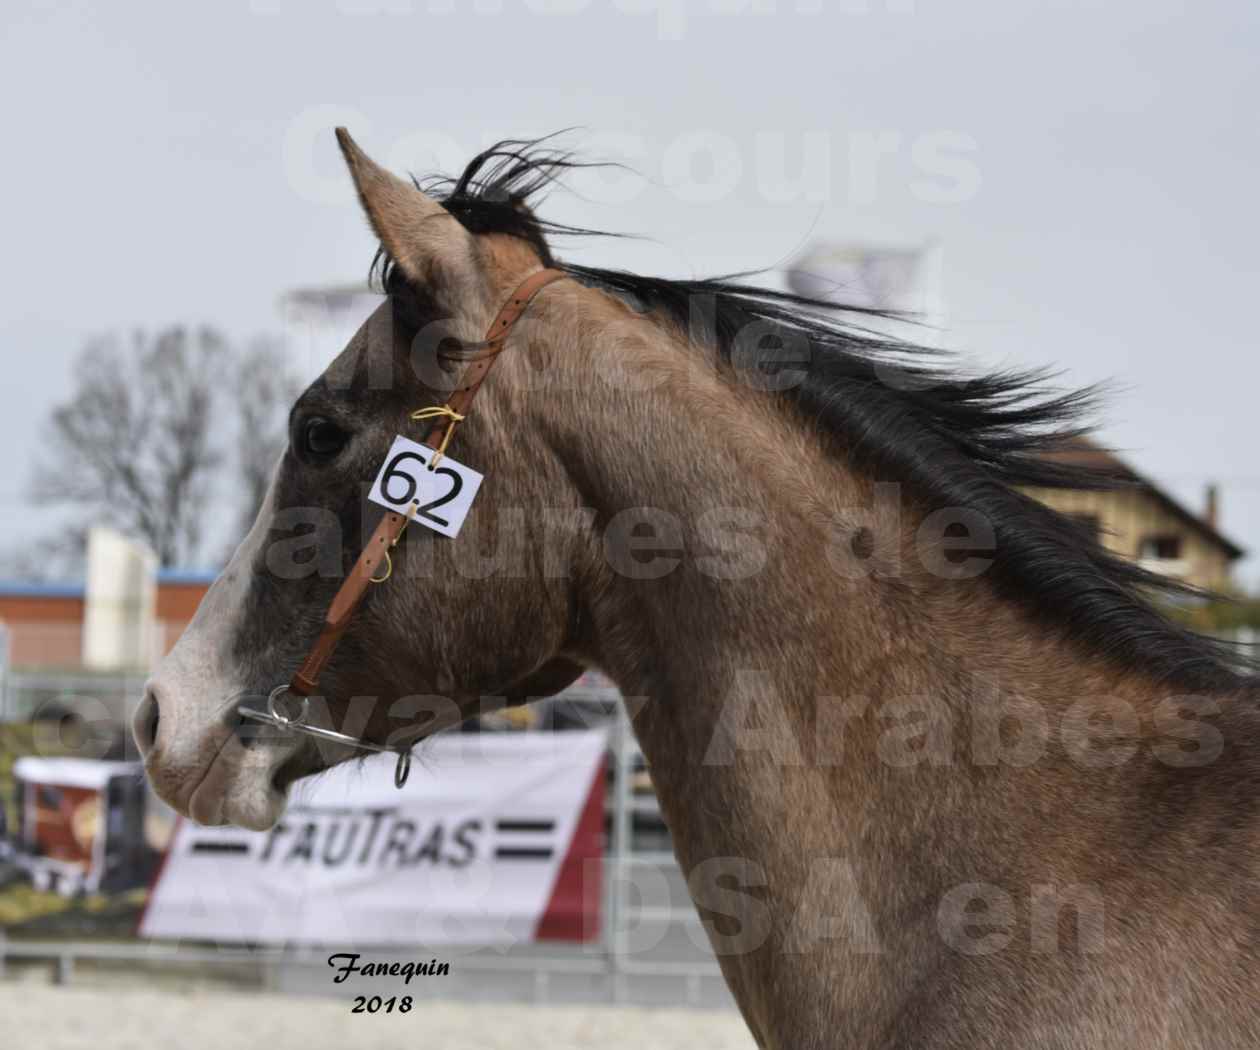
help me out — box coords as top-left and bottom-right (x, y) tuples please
(368, 435), (484, 539)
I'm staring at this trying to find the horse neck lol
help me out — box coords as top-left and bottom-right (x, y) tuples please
(520, 297), (1248, 1045)
(530, 304), (1173, 864)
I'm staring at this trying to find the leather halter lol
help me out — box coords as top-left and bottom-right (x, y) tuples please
(237, 268), (568, 786)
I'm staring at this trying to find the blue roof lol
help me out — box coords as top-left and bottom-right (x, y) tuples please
(0, 581), (84, 599)
(156, 569), (220, 586)
(0, 569), (220, 598)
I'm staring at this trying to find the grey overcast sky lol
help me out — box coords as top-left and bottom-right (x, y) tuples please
(2, 1), (1258, 578)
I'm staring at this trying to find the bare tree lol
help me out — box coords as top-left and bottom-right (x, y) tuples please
(0, 526), (88, 581)
(28, 327), (300, 569)
(31, 327), (225, 566)
(233, 337), (304, 541)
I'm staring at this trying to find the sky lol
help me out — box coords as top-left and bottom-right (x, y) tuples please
(2, 0), (1258, 580)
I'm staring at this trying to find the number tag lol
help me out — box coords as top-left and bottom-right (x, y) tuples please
(368, 435), (484, 539)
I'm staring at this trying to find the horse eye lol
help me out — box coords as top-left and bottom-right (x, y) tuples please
(300, 417), (348, 459)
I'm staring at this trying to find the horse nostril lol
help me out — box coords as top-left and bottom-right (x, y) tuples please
(134, 689), (161, 757)
(230, 706), (258, 750)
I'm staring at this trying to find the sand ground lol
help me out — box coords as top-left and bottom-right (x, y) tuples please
(0, 984), (759, 1050)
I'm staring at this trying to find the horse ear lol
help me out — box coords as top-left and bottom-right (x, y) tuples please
(335, 127), (468, 286)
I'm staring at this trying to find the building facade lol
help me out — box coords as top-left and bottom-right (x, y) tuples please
(1022, 440), (1242, 593)
(0, 572), (214, 672)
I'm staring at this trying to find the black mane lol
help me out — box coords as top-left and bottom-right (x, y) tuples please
(380, 137), (1254, 692)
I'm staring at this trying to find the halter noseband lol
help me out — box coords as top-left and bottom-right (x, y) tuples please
(237, 268), (569, 787)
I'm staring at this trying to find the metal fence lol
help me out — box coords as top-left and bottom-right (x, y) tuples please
(0, 680), (734, 1009)
(3, 670), (148, 737)
(7, 630), (1260, 1005)
(7, 630), (1260, 1007)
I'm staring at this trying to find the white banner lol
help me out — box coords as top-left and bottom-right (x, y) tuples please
(140, 730), (606, 946)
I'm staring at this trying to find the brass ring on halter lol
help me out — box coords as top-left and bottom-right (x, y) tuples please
(267, 684), (309, 727)
(370, 548), (393, 585)
(394, 750), (412, 789)
(370, 502), (418, 585)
